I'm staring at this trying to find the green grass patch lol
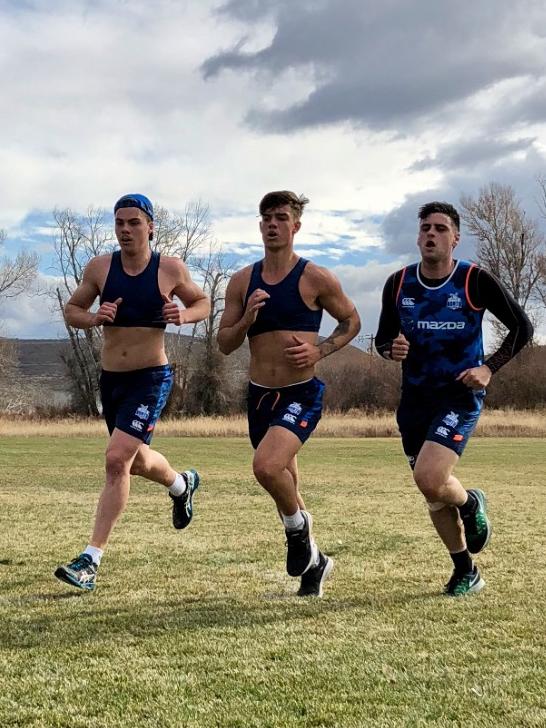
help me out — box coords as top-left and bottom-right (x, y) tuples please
(1, 438), (545, 727)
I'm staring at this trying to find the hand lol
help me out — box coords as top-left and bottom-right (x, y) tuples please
(456, 364), (492, 390)
(391, 333), (410, 361)
(93, 297), (122, 326)
(162, 293), (185, 326)
(243, 288), (270, 326)
(284, 335), (321, 368)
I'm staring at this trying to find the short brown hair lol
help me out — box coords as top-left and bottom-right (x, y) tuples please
(259, 191), (309, 220)
(418, 201), (460, 231)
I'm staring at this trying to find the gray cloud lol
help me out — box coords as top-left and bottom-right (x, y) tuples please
(204, 0), (546, 132)
(382, 147), (546, 258)
(409, 137), (538, 173)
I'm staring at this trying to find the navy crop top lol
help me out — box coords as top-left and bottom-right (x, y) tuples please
(244, 257), (322, 338)
(100, 250), (166, 329)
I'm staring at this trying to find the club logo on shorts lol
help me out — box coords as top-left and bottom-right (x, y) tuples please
(287, 402), (302, 415)
(131, 419), (144, 432)
(443, 411), (459, 428)
(135, 404), (150, 420)
(435, 426), (449, 438)
(447, 293), (462, 310)
(282, 413), (296, 424)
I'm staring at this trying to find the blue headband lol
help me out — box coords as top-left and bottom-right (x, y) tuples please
(114, 194), (154, 220)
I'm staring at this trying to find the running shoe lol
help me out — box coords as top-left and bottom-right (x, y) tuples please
(461, 488), (492, 554)
(285, 510), (318, 577)
(170, 469), (200, 529)
(444, 566), (485, 596)
(297, 552), (334, 597)
(54, 553), (97, 591)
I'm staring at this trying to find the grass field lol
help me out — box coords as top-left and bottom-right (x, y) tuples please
(1, 437), (545, 727)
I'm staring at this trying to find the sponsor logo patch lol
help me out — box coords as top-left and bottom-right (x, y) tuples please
(282, 413), (296, 424)
(443, 411), (459, 428)
(135, 404), (150, 420)
(287, 402), (302, 416)
(417, 321), (465, 330)
(401, 297), (415, 307)
(453, 434), (464, 442)
(131, 419), (144, 432)
(447, 293), (462, 310)
(300, 420), (308, 429)
(435, 426), (449, 438)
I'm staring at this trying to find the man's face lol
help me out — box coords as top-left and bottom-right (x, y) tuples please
(115, 207), (153, 251)
(259, 204), (301, 250)
(417, 213), (459, 263)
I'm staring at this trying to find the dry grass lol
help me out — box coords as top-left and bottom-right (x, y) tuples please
(1, 408), (545, 438)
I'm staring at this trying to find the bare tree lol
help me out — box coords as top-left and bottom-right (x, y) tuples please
(535, 175), (546, 308)
(52, 208), (115, 414)
(0, 230), (39, 403)
(152, 201), (211, 261)
(178, 243), (237, 415)
(0, 229), (39, 299)
(460, 182), (546, 310)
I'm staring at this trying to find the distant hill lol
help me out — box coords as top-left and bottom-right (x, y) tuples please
(2, 335), (370, 412)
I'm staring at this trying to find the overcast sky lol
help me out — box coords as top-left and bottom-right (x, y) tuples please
(1, 0), (546, 344)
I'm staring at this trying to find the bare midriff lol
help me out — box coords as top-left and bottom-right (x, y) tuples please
(249, 330), (318, 387)
(101, 327), (168, 372)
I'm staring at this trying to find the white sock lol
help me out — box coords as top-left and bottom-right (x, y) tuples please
(168, 472), (187, 497)
(83, 545), (103, 566)
(282, 509), (305, 531)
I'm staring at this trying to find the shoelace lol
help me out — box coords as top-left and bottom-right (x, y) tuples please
(70, 555), (92, 570)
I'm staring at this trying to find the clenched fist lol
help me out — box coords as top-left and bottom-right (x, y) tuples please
(93, 297), (122, 326)
(390, 333), (410, 361)
(162, 293), (185, 326)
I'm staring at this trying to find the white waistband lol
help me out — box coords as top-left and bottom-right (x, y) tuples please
(250, 377), (313, 390)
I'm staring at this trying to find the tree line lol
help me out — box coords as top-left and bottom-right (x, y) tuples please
(1, 179), (546, 414)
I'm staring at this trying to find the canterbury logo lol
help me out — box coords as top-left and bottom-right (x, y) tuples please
(417, 321), (466, 330)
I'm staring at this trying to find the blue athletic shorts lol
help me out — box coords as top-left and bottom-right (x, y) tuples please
(247, 377), (325, 450)
(99, 365), (174, 445)
(396, 383), (485, 468)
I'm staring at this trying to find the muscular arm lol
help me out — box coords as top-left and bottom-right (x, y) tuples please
(283, 265), (361, 368)
(64, 259), (102, 329)
(316, 270), (361, 359)
(470, 267), (534, 373)
(217, 269), (269, 355)
(168, 260), (210, 325)
(317, 309), (361, 359)
(374, 272), (402, 359)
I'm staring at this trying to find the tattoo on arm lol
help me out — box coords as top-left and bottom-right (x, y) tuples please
(318, 318), (351, 358)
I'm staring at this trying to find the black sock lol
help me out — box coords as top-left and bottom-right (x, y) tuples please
(458, 490), (478, 518)
(450, 549), (474, 574)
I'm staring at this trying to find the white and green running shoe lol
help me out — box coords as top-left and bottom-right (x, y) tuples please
(462, 488), (492, 554)
(444, 567), (485, 597)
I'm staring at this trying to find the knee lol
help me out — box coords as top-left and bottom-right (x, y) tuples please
(253, 456), (281, 485)
(413, 465), (446, 501)
(105, 449), (132, 478)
